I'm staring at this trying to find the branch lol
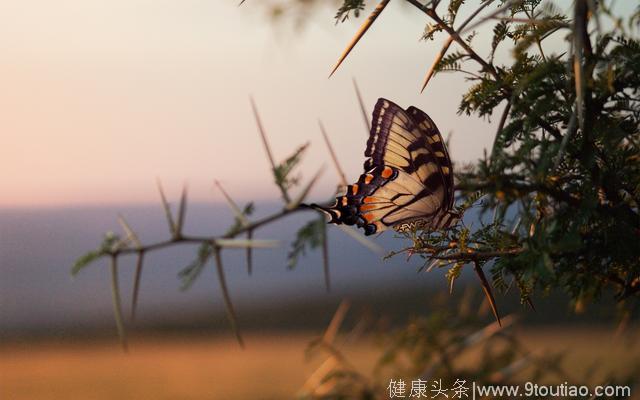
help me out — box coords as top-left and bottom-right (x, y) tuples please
(430, 248), (524, 261)
(106, 205), (309, 257)
(405, 0), (498, 79)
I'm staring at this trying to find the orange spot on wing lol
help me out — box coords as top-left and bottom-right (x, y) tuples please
(381, 166), (393, 179)
(364, 174), (373, 184)
(351, 184), (359, 195)
(363, 213), (375, 222)
(363, 196), (379, 204)
(341, 197), (348, 206)
(360, 204), (376, 211)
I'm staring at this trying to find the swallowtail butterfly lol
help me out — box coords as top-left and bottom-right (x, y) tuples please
(312, 98), (458, 236)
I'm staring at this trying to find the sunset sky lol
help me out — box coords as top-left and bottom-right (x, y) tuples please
(1, 1), (631, 208)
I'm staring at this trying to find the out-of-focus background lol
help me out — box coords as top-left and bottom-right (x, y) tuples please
(1, 1), (638, 399)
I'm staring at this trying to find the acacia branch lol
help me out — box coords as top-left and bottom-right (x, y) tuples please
(431, 248), (524, 261)
(106, 205), (309, 258)
(405, 0), (498, 79)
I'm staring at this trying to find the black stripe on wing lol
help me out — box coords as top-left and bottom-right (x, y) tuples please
(405, 105), (455, 210)
(364, 98), (416, 171)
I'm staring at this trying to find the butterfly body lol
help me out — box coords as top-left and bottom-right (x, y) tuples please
(313, 98), (458, 236)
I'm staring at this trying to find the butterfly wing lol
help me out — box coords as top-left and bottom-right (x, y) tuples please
(405, 105), (455, 212)
(312, 98), (454, 236)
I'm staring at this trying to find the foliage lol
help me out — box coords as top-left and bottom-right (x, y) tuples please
(288, 217), (326, 269)
(178, 242), (214, 290)
(72, 232), (121, 276)
(274, 143), (309, 196)
(225, 202), (255, 236)
(299, 290), (640, 399)
(446, 1), (640, 309)
(306, 0), (640, 312)
(335, 0), (366, 22)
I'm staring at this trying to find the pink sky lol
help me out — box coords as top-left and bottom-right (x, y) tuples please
(0, 0), (601, 208)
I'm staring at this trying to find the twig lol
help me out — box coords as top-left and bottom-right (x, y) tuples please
(105, 205), (308, 258)
(459, 0), (524, 35)
(405, 0), (498, 79)
(430, 247), (524, 261)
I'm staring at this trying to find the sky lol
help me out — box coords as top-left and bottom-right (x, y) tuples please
(1, 0), (626, 208)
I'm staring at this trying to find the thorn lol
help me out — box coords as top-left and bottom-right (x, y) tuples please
(286, 167), (324, 210)
(110, 256), (128, 352)
(352, 77), (371, 132)
(250, 96), (290, 203)
(526, 297), (536, 311)
(323, 299), (351, 344)
(130, 251), (145, 322)
(117, 214), (142, 249)
(213, 247), (244, 348)
(329, 0), (391, 78)
(156, 179), (176, 236)
(473, 262), (501, 326)
(175, 184), (188, 236)
(421, 36), (452, 93)
(246, 229), (253, 276)
(215, 180), (250, 227)
(336, 225), (385, 255)
(319, 120), (348, 187)
(321, 220), (331, 292)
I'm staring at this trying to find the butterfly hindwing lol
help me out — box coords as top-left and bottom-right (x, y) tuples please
(406, 105), (454, 211)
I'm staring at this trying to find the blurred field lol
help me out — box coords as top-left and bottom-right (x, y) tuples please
(1, 327), (638, 400)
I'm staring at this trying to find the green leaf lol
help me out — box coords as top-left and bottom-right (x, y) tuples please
(273, 143), (309, 194)
(71, 232), (120, 276)
(225, 202), (255, 236)
(288, 218), (325, 269)
(335, 0), (366, 22)
(178, 242), (213, 290)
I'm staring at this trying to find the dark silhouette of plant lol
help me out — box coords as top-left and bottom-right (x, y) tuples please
(298, 290), (639, 400)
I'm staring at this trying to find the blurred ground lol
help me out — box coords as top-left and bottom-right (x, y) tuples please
(2, 327), (638, 400)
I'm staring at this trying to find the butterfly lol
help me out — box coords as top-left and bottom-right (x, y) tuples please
(311, 98), (459, 236)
